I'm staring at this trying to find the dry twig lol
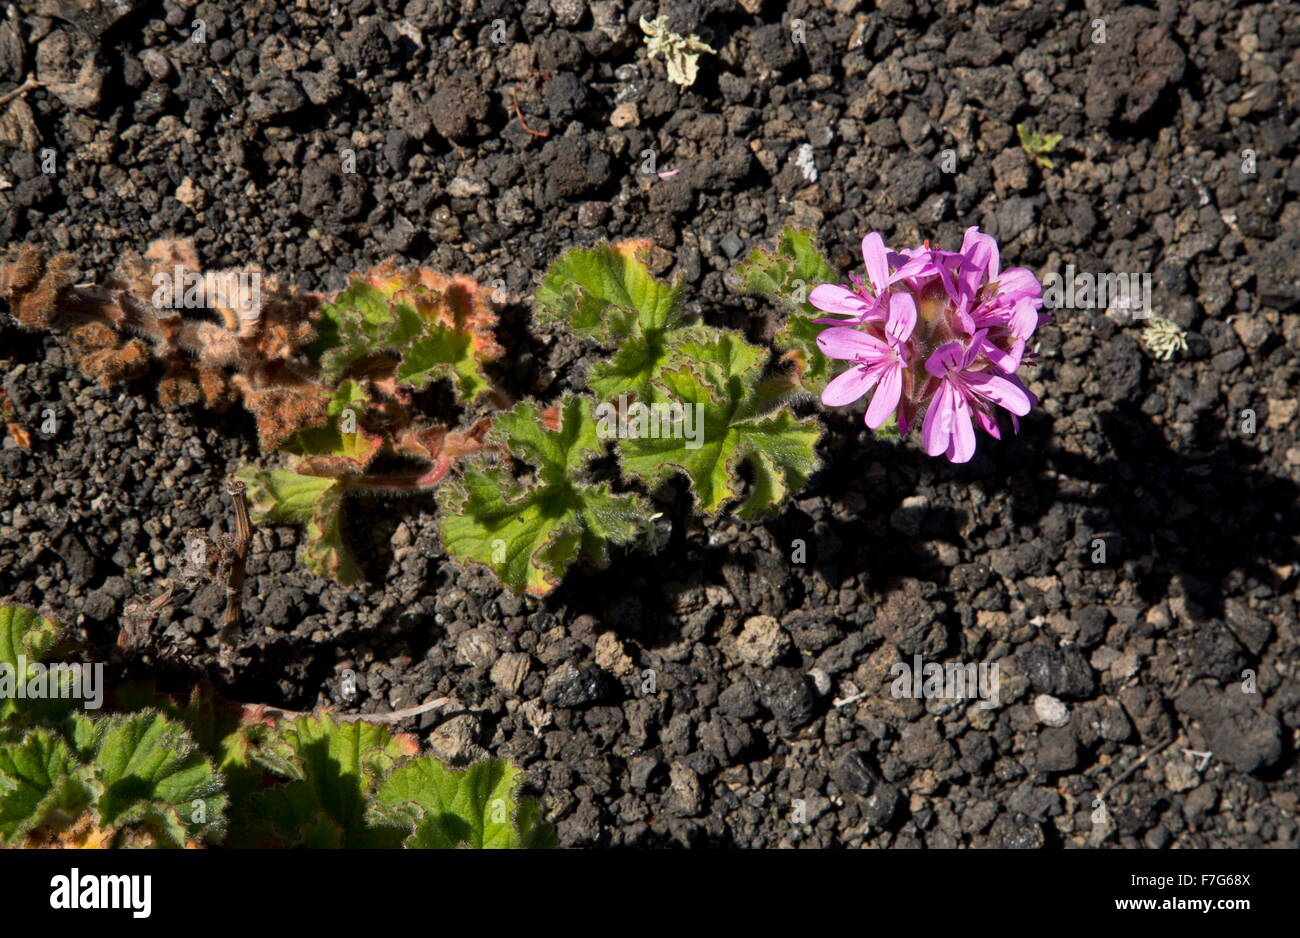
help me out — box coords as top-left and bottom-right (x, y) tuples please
(0, 74), (42, 109)
(1097, 737), (1174, 803)
(245, 697), (452, 725)
(117, 581), (176, 653)
(219, 479), (252, 642)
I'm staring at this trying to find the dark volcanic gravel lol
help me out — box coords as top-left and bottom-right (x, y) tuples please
(2, 0), (1298, 848)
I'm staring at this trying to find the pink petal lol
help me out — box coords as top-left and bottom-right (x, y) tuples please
(957, 262), (984, 302)
(935, 258), (960, 305)
(816, 326), (891, 360)
(960, 226), (1000, 281)
(861, 233), (890, 294)
(809, 284), (871, 316)
(1010, 296), (1041, 338)
(865, 363), (902, 428)
(925, 341), (968, 378)
(821, 365), (880, 407)
(891, 253), (935, 283)
(951, 299), (976, 334)
(922, 381), (958, 456)
(962, 330), (988, 368)
(973, 406), (1002, 440)
(947, 397), (976, 462)
(995, 268), (1040, 298)
(886, 291), (917, 343)
(982, 338), (1025, 373)
(962, 370), (1033, 416)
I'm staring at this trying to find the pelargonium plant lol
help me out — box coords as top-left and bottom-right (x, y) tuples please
(5, 227), (1045, 598)
(3, 239), (820, 596)
(1, 242), (504, 584)
(742, 227), (1046, 463)
(0, 604), (555, 849)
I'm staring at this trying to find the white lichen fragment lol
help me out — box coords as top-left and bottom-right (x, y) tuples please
(640, 16), (716, 87)
(1139, 315), (1188, 361)
(794, 143), (818, 182)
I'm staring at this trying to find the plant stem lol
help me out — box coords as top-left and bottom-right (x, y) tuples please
(218, 478), (252, 659)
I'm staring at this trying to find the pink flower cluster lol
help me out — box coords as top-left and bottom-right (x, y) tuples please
(810, 227), (1048, 463)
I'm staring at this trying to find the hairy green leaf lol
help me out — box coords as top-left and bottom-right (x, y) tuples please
(1, 711), (226, 847)
(314, 262), (501, 401)
(0, 727), (86, 844)
(437, 396), (648, 596)
(238, 465), (359, 584)
(113, 683), (265, 807)
(372, 757), (556, 849)
(0, 604), (82, 723)
(315, 279), (422, 383)
(70, 711), (227, 845)
(536, 241), (688, 403)
(736, 228), (840, 393)
(242, 714), (417, 848)
(242, 409), (492, 586)
(0, 605), (59, 673)
(283, 380), (383, 465)
(618, 330), (822, 518)
(397, 321), (489, 400)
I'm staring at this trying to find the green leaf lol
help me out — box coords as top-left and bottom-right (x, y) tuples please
(0, 605), (59, 674)
(535, 240), (685, 339)
(437, 396), (649, 596)
(283, 380), (382, 465)
(238, 464), (360, 584)
(113, 683), (265, 807)
(535, 241), (687, 403)
(618, 330), (822, 518)
(371, 757), (556, 849)
(315, 279), (423, 384)
(292, 479), (357, 582)
(588, 334), (667, 403)
(74, 711), (227, 846)
(397, 321), (489, 400)
(1, 712), (226, 847)
(736, 228), (841, 393)
(314, 263), (501, 402)
(242, 411), (492, 586)
(0, 727), (87, 844)
(239, 464), (337, 522)
(774, 312), (838, 394)
(0, 604), (80, 723)
(737, 229), (837, 311)
(243, 714), (418, 848)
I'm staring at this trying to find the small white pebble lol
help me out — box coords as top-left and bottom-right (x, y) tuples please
(1034, 693), (1070, 727)
(808, 667), (832, 696)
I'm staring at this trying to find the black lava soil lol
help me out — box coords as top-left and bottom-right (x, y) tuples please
(2, 0), (1298, 847)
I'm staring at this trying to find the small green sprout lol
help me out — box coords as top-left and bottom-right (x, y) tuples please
(1017, 124), (1064, 169)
